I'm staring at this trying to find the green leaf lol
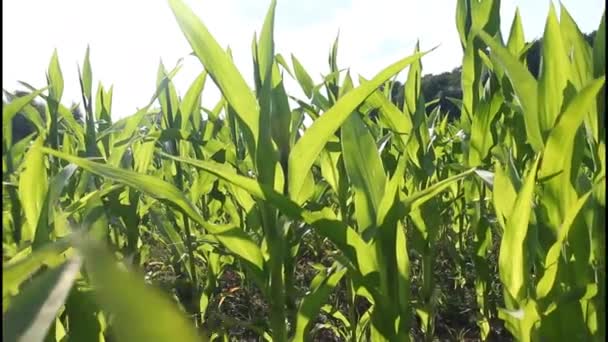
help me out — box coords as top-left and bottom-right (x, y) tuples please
(498, 298), (540, 340)
(274, 53), (294, 79)
(293, 168), (315, 206)
(94, 83), (105, 121)
(18, 103), (46, 136)
(270, 61), (292, 167)
(507, 8), (526, 57)
(6, 132), (36, 173)
(404, 42), (423, 116)
(499, 155), (541, 302)
(257, 0), (276, 84)
(58, 102), (85, 146)
(2, 88), (48, 147)
(78, 240), (204, 342)
(149, 205), (192, 281)
(95, 84), (114, 157)
(18, 138), (48, 243)
(303, 209), (379, 279)
(3, 257), (82, 342)
(82, 46), (93, 101)
(157, 61), (181, 128)
(106, 106), (151, 167)
(3, 238), (72, 298)
(331, 30), (340, 68)
(536, 189), (596, 299)
(539, 77), (605, 226)
(404, 168), (475, 212)
(133, 133), (158, 173)
(395, 221), (411, 337)
(160, 152), (379, 279)
(160, 152), (302, 218)
(341, 112), (386, 235)
(468, 92), (504, 166)
(107, 64), (181, 167)
(359, 84), (412, 150)
(458, 39), (476, 128)
(560, 6), (596, 142)
(293, 265), (347, 341)
(470, 0), (500, 36)
(63, 184), (123, 215)
(559, 5), (593, 90)
(64, 285), (104, 342)
(476, 30), (543, 151)
(32, 164), (79, 249)
(492, 162), (517, 231)
(291, 54), (315, 98)
(254, 1), (282, 195)
(455, 0), (471, 49)
(41, 148), (265, 280)
(168, 0), (259, 154)
(179, 71), (207, 132)
(537, 4), (569, 136)
(376, 155), (407, 228)
(289, 50), (430, 199)
(319, 138), (342, 195)
(47, 49), (64, 101)
(593, 12), (605, 138)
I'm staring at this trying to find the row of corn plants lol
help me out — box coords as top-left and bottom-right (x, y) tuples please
(3, 0), (605, 340)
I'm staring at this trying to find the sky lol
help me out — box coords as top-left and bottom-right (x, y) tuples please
(3, 0), (605, 119)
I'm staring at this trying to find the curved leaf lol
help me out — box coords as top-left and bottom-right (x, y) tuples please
(40, 147), (265, 280)
(3, 257), (82, 342)
(293, 265), (347, 341)
(341, 112), (386, 235)
(18, 138), (48, 242)
(289, 50), (430, 199)
(161, 152), (379, 278)
(78, 241), (204, 342)
(499, 155), (541, 302)
(476, 30), (543, 151)
(168, 0), (259, 153)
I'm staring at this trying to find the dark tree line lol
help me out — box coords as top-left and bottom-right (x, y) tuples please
(387, 30), (598, 120)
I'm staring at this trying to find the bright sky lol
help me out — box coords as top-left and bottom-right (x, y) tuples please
(3, 0), (605, 119)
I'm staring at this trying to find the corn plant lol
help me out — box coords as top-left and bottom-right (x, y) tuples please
(2, 0), (605, 341)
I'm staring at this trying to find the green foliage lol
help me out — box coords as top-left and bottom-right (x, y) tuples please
(2, 1), (605, 342)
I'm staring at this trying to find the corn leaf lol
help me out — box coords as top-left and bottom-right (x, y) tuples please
(289, 50), (430, 199)
(3, 257), (82, 342)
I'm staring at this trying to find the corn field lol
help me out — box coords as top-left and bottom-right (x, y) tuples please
(2, 0), (606, 341)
